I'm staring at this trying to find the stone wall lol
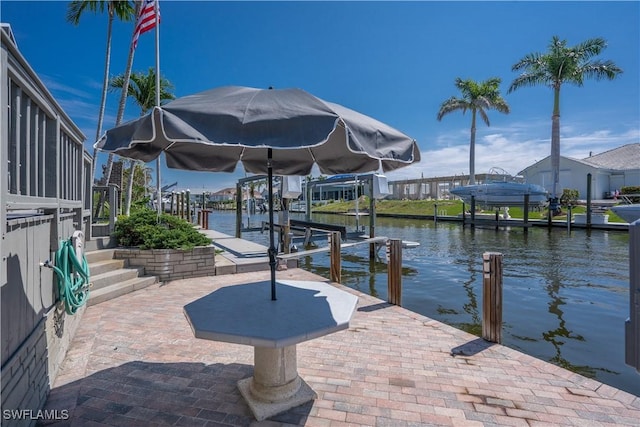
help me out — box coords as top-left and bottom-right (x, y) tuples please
(113, 246), (216, 282)
(1, 304), (84, 426)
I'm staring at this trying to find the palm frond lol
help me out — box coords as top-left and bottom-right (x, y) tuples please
(66, 1), (103, 25)
(508, 72), (550, 93)
(437, 98), (469, 121)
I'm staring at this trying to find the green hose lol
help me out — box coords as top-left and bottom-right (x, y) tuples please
(50, 238), (91, 315)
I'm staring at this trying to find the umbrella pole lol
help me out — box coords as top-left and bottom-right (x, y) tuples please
(267, 148), (277, 300)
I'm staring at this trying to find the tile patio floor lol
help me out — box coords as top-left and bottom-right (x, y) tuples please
(40, 269), (640, 426)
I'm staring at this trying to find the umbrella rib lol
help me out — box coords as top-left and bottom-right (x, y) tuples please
(307, 147), (317, 164)
(242, 91), (261, 125)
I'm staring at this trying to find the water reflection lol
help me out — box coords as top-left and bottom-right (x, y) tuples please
(208, 210), (637, 397)
(458, 246), (482, 337)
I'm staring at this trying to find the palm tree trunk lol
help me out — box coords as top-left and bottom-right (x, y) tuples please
(119, 52), (138, 215)
(113, 1), (141, 216)
(469, 110), (477, 185)
(93, 12), (116, 220)
(124, 160), (136, 216)
(90, 8), (114, 184)
(550, 87), (561, 213)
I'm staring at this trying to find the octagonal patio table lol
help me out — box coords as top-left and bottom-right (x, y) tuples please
(183, 279), (358, 421)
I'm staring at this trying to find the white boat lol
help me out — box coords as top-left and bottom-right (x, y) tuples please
(450, 181), (548, 207)
(610, 204), (640, 224)
(450, 168), (548, 208)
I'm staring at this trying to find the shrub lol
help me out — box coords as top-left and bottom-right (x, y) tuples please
(114, 208), (212, 249)
(560, 189), (579, 207)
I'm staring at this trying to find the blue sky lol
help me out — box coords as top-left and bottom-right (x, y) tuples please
(2, 1), (639, 192)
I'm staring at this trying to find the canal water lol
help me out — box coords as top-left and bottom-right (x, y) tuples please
(209, 210), (639, 397)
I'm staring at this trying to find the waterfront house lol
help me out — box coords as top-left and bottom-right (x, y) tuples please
(519, 143), (640, 200)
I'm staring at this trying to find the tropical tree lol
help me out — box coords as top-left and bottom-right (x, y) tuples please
(508, 36), (622, 213)
(437, 78), (510, 185)
(109, 67), (175, 214)
(66, 0), (136, 183)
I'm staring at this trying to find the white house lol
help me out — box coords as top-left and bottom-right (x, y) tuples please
(519, 143), (640, 200)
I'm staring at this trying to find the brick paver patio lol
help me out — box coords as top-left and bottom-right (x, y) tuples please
(41, 269), (640, 426)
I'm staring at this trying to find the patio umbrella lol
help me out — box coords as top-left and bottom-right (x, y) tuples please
(95, 85), (420, 299)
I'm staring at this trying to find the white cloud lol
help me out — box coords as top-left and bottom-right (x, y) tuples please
(385, 126), (638, 183)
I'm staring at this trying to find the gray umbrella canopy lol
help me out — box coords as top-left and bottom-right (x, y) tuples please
(96, 85), (420, 175)
(96, 85), (420, 300)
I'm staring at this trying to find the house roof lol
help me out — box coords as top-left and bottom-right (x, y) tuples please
(520, 143), (640, 175)
(211, 187), (235, 195)
(579, 143), (640, 170)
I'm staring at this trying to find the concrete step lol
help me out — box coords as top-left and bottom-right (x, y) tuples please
(88, 258), (126, 276)
(85, 249), (116, 264)
(88, 276), (157, 306)
(90, 267), (146, 291)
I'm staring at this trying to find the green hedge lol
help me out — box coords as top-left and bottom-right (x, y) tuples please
(114, 208), (212, 250)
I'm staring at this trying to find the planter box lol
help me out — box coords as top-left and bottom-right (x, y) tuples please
(573, 213), (609, 225)
(114, 246), (216, 282)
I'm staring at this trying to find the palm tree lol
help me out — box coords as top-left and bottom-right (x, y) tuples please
(66, 0), (136, 184)
(109, 67), (175, 214)
(437, 78), (510, 185)
(508, 36), (622, 213)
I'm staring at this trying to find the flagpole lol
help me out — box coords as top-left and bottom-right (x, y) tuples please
(154, 0), (162, 217)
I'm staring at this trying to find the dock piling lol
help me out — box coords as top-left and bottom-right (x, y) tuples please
(524, 194), (529, 233)
(388, 239), (402, 306)
(330, 231), (341, 283)
(482, 252), (503, 344)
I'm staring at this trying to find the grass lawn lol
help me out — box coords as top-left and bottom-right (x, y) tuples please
(311, 198), (628, 223)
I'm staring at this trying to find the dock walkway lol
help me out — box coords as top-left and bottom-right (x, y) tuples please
(41, 268), (640, 425)
(199, 229), (296, 274)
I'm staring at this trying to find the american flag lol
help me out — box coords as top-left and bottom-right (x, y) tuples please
(132, 0), (160, 49)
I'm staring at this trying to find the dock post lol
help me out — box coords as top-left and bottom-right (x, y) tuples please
(586, 173), (593, 229)
(203, 210), (209, 229)
(201, 192), (206, 226)
(179, 191), (185, 219)
(482, 252), (503, 344)
(434, 203), (438, 224)
(305, 180), (312, 221)
(626, 220), (640, 372)
(186, 190), (191, 223)
(470, 196), (476, 228)
(282, 198), (291, 254)
(388, 239), (402, 306)
(329, 231), (341, 283)
(462, 202), (466, 227)
(235, 183), (242, 238)
(523, 194), (529, 233)
(369, 192), (376, 261)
